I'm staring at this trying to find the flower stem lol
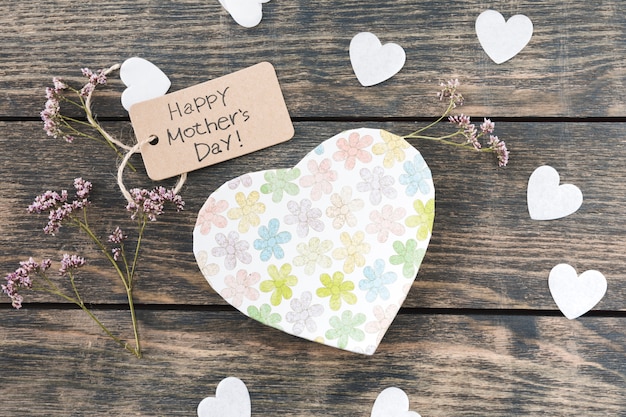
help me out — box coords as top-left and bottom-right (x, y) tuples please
(72, 216), (142, 357)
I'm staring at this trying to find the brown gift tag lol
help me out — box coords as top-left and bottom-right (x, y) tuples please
(129, 62), (294, 180)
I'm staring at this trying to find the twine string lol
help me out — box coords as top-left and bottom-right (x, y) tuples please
(117, 139), (188, 205)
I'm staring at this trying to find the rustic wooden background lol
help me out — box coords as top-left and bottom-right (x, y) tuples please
(2, 1), (626, 416)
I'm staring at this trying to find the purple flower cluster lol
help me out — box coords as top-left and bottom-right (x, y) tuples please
(2, 258), (52, 309)
(126, 186), (185, 221)
(448, 115), (509, 167)
(80, 67), (108, 97)
(107, 227), (127, 261)
(449, 114), (481, 150)
(437, 78), (464, 107)
(488, 135), (509, 167)
(41, 77), (74, 142)
(59, 254), (86, 276)
(27, 178), (92, 234)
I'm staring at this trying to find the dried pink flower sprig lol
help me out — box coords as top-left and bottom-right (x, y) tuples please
(4, 178), (185, 357)
(41, 64), (132, 165)
(404, 79), (509, 167)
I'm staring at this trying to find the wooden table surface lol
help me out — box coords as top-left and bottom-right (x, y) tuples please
(2, 1), (626, 416)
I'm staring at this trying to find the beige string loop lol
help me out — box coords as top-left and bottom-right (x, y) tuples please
(117, 140), (188, 205)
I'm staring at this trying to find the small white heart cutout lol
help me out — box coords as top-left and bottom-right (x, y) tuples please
(549, 264), (607, 319)
(527, 165), (583, 220)
(349, 32), (406, 87)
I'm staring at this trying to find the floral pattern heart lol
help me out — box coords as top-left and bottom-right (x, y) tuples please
(193, 128), (434, 354)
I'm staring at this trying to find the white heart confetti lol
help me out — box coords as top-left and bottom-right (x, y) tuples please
(548, 264), (607, 320)
(527, 165), (583, 220)
(475, 10), (533, 64)
(219, 0), (270, 28)
(197, 377), (251, 417)
(120, 57), (171, 111)
(349, 32), (406, 87)
(371, 387), (421, 417)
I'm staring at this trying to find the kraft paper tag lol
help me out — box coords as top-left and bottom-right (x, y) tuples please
(129, 62), (294, 180)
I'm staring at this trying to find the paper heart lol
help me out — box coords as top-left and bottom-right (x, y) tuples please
(371, 387), (421, 417)
(475, 10), (533, 64)
(527, 165), (583, 220)
(219, 0), (270, 28)
(197, 377), (251, 417)
(349, 32), (406, 87)
(193, 128), (434, 354)
(120, 57), (171, 111)
(548, 264), (607, 319)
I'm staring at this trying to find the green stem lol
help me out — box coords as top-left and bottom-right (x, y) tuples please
(72, 217), (142, 357)
(31, 285), (140, 357)
(408, 99), (456, 135)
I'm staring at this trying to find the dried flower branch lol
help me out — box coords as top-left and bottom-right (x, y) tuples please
(404, 79), (509, 167)
(3, 178), (184, 357)
(40, 65), (135, 168)
(4, 65), (187, 357)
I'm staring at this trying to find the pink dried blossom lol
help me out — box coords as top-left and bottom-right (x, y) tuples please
(28, 178), (92, 235)
(126, 186), (185, 221)
(59, 254), (86, 276)
(2, 258), (52, 309)
(437, 78), (464, 107)
(107, 227), (126, 244)
(480, 118), (495, 134)
(80, 68), (108, 97)
(489, 135), (509, 167)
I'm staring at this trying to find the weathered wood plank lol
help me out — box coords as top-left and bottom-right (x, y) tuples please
(0, 309), (624, 416)
(1, 0), (625, 118)
(1, 121), (625, 311)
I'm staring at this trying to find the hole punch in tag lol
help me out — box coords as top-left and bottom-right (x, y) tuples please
(128, 62), (294, 180)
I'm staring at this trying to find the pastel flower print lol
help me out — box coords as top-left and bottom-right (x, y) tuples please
(221, 269), (260, 308)
(195, 250), (219, 277)
(389, 239), (425, 278)
(326, 186), (364, 229)
(332, 131), (373, 170)
(332, 231), (370, 274)
(366, 204), (406, 243)
(299, 158), (338, 201)
(326, 310), (366, 349)
(247, 304), (282, 330)
(196, 197), (228, 235)
(260, 263), (298, 306)
(286, 291), (324, 335)
(316, 271), (357, 311)
(284, 198), (324, 238)
(212, 231), (252, 270)
(356, 166), (397, 205)
(359, 259), (397, 302)
(293, 237), (333, 275)
(405, 198), (435, 241)
(365, 304), (399, 344)
(372, 129), (409, 168)
(260, 168), (301, 203)
(253, 218), (291, 261)
(227, 191), (266, 233)
(399, 153), (432, 196)
(227, 173), (253, 189)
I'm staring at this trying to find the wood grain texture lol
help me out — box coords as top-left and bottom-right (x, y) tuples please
(1, 121), (626, 311)
(0, 309), (624, 417)
(3, 1), (626, 415)
(1, 0), (625, 118)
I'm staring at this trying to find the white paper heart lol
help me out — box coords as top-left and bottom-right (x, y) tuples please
(120, 57), (171, 111)
(219, 0), (270, 28)
(197, 377), (251, 417)
(371, 387), (421, 417)
(475, 10), (533, 64)
(349, 32), (406, 87)
(527, 166), (583, 220)
(193, 128), (435, 354)
(548, 264), (607, 319)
